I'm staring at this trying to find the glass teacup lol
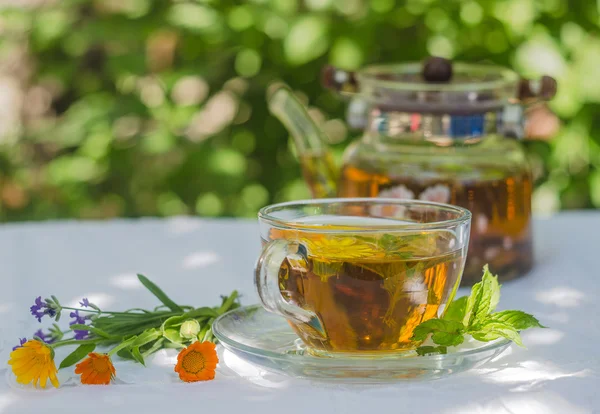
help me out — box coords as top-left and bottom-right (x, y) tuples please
(255, 198), (471, 355)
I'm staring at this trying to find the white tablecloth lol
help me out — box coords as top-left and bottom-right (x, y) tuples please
(0, 213), (598, 414)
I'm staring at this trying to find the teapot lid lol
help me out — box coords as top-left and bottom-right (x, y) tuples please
(323, 58), (556, 115)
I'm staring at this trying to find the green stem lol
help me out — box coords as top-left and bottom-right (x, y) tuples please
(218, 291), (238, 314)
(61, 306), (154, 316)
(51, 338), (105, 348)
(108, 337), (137, 356)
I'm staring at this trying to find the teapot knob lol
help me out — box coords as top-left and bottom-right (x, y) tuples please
(422, 56), (453, 83)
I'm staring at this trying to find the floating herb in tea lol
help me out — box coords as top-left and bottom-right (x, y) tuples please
(277, 230), (465, 352)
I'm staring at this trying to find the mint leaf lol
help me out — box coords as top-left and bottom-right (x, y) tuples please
(463, 265), (501, 328)
(443, 296), (467, 322)
(431, 331), (464, 346)
(416, 345), (447, 356)
(488, 310), (546, 330)
(411, 319), (464, 343)
(470, 321), (524, 347)
(413, 264), (546, 356)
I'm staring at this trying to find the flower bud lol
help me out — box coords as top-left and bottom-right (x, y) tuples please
(180, 320), (201, 339)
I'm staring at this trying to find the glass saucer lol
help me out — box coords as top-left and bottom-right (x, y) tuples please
(213, 305), (511, 383)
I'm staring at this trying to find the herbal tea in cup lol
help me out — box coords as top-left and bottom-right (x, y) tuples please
(255, 198), (471, 355)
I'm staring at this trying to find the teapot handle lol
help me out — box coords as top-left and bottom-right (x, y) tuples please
(517, 76), (557, 104)
(503, 75), (558, 140)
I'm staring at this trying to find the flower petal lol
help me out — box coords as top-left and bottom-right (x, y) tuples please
(12, 359), (39, 376)
(16, 365), (41, 385)
(10, 355), (36, 370)
(74, 359), (92, 375)
(83, 371), (99, 385)
(49, 368), (59, 388)
(38, 365), (48, 389)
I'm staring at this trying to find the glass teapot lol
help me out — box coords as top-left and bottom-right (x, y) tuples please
(268, 57), (556, 284)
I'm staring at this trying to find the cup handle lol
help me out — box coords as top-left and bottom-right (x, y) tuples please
(255, 239), (323, 330)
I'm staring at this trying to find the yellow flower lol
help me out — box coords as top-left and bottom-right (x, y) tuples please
(304, 237), (384, 261)
(8, 340), (59, 388)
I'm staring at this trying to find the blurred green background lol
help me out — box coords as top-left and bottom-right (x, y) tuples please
(0, 0), (597, 221)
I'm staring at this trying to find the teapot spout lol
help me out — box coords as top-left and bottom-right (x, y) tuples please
(267, 84), (338, 198)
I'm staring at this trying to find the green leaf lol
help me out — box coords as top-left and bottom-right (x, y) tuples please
(470, 321), (524, 347)
(443, 296), (468, 322)
(131, 329), (161, 347)
(488, 310), (546, 330)
(201, 327), (213, 342)
(416, 345), (447, 356)
(163, 328), (184, 344)
(163, 341), (185, 349)
(142, 338), (165, 357)
(123, 308), (151, 313)
(411, 319), (464, 342)
(59, 343), (96, 369)
(117, 348), (134, 360)
(463, 265), (501, 328)
(161, 315), (187, 331)
(137, 274), (183, 312)
(107, 336), (137, 355)
(377, 234), (402, 251)
(131, 346), (145, 366)
(182, 307), (219, 319)
(217, 291), (240, 314)
(431, 331), (465, 347)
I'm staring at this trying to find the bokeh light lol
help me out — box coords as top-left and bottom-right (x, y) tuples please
(0, 0), (597, 220)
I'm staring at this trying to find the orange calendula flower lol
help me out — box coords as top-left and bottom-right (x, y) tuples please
(8, 340), (59, 388)
(75, 353), (116, 385)
(174, 341), (218, 382)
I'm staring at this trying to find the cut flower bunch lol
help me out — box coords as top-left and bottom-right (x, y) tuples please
(8, 274), (240, 388)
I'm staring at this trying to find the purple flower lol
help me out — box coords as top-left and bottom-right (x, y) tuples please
(30, 296), (55, 322)
(69, 310), (88, 325)
(70, 310), (89, 340)
(12, 338), (27, 351)
(79, 298), (90, 308)
(73, 329), (88, 340)
(30, 297), (45, 322)
(33, 329), (54, 344)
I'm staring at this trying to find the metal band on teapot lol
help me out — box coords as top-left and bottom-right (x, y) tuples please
(350, 100), (526, 141)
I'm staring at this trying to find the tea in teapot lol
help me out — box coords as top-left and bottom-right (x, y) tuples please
(268, 57), (556, 284)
